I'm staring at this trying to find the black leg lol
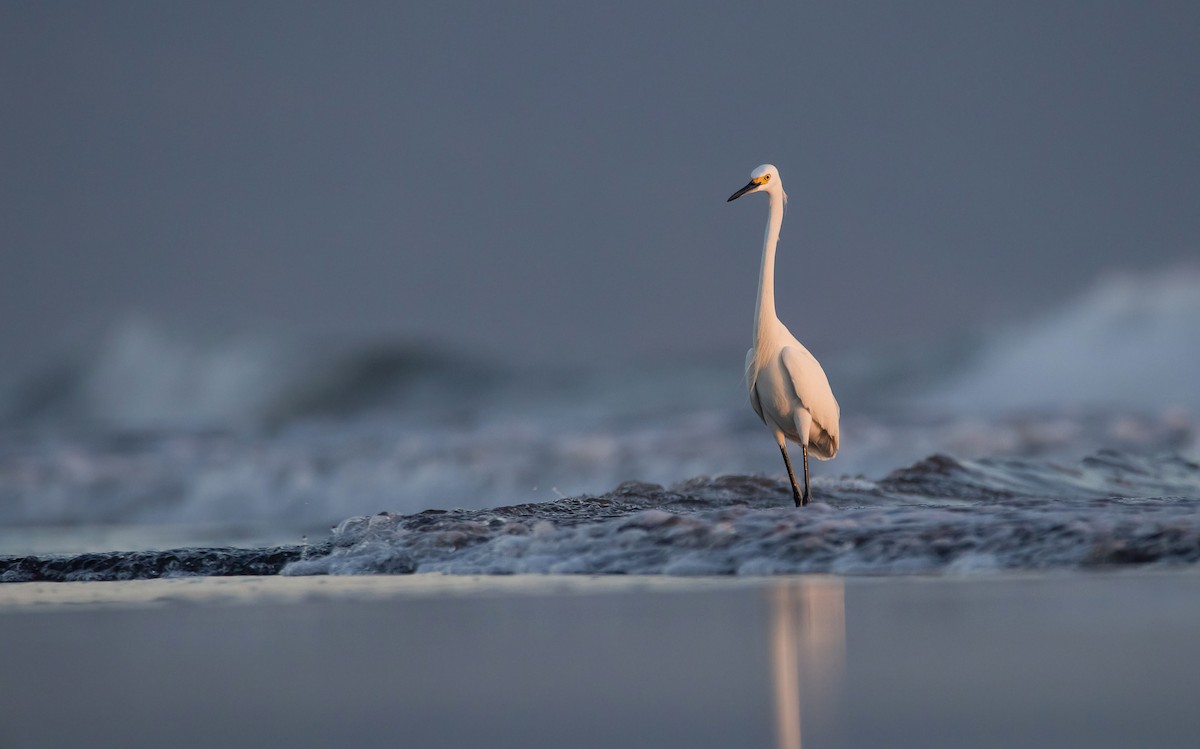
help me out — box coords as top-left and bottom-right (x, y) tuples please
(779, 443), (803, 507)
(801, 444), (811, 506)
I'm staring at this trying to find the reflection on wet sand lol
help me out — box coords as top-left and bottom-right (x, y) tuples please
(770, 579), (846, 749)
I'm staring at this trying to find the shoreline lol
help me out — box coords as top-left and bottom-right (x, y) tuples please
(3, 564), (1197, 611)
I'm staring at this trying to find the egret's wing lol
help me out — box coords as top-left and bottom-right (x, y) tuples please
(780, 345), (840, 459)
(745, 348), (764, 422)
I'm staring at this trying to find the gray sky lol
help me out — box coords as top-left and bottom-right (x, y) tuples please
(3, 1), (1197, 369)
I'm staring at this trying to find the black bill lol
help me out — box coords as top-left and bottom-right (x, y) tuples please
(727, 180), (758, 202)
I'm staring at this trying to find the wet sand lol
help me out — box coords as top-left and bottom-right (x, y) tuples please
(1, 570), (1198, 748)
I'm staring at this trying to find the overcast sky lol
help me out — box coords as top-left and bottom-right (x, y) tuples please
(2, 1), (1197, 370)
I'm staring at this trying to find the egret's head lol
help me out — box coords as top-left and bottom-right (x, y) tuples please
(727, 164), (784, 202)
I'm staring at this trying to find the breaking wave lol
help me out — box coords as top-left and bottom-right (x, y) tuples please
(0, 317), (490, 430)
(4, 265), (1198, 434)
(5, 451), (1198, 581)
(928, 266), (1200, 413)
(5, 266), (1199, 432)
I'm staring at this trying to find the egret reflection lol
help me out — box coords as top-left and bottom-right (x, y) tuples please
(769, 579), (846, 749)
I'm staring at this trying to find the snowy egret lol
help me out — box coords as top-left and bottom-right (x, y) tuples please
(728, 164), (840, 506)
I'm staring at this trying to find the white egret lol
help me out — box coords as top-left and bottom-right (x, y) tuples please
(728, 164), (840, 506)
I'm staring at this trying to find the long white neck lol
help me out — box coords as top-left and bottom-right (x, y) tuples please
(753, 190), (785, 344)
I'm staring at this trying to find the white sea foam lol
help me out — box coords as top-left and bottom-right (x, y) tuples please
(928, 266), (1200, 412)
(79, 319), (297, 429)
(270, 453), (1200, 577)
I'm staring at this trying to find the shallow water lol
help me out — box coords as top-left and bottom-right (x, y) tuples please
(2, 572), (1199, 749)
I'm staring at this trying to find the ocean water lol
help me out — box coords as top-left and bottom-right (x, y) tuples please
(1, 268), (1197, 579)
